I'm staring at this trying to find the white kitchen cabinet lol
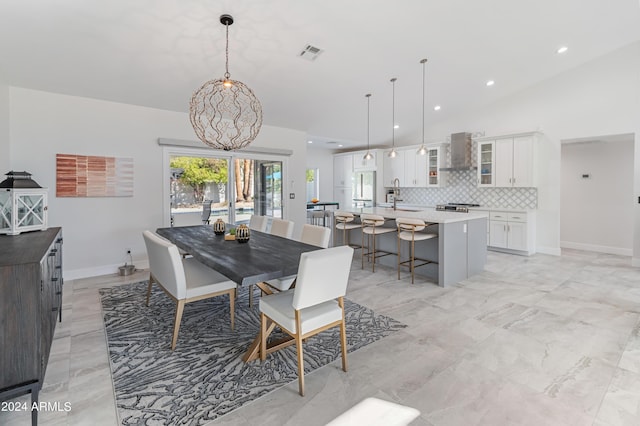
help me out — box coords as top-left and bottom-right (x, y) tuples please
(477, 141), (495, 187)
(333, 186), (353, 211)
(403, 148), (427, 187)
(495, 136), (534, 187)
(333, 154), (353, 187)
(478, 134), (536, 187)
(488, 211), (535, 255)
(382, 149), (405, 187)
(353, 150), (377, 171)
(426, 146), (446, 187)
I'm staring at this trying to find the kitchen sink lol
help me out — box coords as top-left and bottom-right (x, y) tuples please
(387, 208), (421, 212)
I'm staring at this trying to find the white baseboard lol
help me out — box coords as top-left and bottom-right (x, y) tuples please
(65, 259), (149, 281)
(536, 246), (562, 256)
(560, 241), (632, 257)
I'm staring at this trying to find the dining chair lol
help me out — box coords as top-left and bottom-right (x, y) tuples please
(396, 218), (438, 284)
(259, 245), (354, 396)
(142, 230), (237, 350)
(201, 200), (213, 224)
(249, 214), (268, 232)
(269, 218), (294, 239)
(263, 224), (331, 292)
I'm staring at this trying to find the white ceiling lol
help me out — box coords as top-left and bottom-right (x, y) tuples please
(1, 0), (639, 150)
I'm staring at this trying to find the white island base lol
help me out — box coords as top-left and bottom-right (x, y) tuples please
(337, 207), (488, 287)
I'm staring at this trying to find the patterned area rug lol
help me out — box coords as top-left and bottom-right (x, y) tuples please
(100, 281), (406, 425)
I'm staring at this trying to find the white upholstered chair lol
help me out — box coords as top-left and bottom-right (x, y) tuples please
(269, 218), (294, 239)
(259, 245), (354, 396)
(334, 211), (361, 248)
(249, 214), (268, 232)
(396, 218), (438, 284)
(142, 230), (237, 350)
(361, 214), (396, 271)
(264, 224), (332, 292)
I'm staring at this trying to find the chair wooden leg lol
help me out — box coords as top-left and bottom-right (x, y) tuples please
(361, 230), (365, 269)
(295, 310), (305, 396)
(411, 239), (415, 284)
(171, 299), (186, 351)
(397, 236), (401, 280)
(372, 233), (376, 272)
(338, 297), (348, 372)
(260, 313), (267, 362)
(229, 289), (235, 331)
(146, 275), (153, 306)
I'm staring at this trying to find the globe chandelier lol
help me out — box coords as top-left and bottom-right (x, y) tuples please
(189, 14), (263, 151)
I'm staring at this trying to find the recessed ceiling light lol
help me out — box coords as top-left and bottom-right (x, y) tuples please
(486, 80), (495, 87)
(338, 144), (343, 147)
(556, 46), (568, 54)
(394, 124), (399, 129)
(434, 105), (441, 111)
(307, 140), (313, 144)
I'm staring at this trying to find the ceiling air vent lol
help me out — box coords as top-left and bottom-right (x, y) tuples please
(299, 44), (324, 61)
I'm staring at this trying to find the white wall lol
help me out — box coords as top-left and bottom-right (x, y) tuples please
(561, 139), (634, 255)
(419, 41), (640, 257)
(306, 146), (334, 202)
(9, 88), (307, 279)
(0, 80), (9, 173)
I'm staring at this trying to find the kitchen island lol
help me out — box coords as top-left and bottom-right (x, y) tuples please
(339, 207), (488, 287)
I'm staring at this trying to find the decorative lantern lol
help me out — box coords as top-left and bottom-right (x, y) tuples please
(0, 171), (48, 235)
(213, 218), (226, 235)
(236, 224), (250, 243)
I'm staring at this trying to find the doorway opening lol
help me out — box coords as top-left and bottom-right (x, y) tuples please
(560, 133), (635, 256)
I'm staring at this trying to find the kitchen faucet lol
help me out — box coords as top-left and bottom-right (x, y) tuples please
(392, 178), (402, 210)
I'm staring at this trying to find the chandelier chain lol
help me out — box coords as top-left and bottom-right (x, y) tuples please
(224, 22), (230, 80)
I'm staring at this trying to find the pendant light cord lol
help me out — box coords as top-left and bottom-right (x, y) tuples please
(367, 94), (371, 150)
(421, 60), (426, 145)
(391, 78), (396, 149)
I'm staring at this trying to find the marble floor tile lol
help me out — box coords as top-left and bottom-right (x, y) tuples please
(5, 250), (640, 426)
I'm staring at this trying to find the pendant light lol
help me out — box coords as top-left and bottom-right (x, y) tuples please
(363, 94), (373, 161)
(417, 58), (428, 155)
(189, 14), (263, 151)
(387, 78), (397, 158)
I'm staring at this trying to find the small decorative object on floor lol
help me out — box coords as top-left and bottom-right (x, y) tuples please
(236, 224), (250, 243)
(213, 219), (225, 235)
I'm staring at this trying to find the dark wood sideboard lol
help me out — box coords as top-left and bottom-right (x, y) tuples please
(0, 227), (63, 425)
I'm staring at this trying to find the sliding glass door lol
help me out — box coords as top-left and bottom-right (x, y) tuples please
(232, 158), (283, 224)
(169, 155), (230, 227)
(165, 149), (284, 227)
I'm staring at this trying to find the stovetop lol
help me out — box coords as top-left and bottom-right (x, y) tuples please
(435, 203), (480, 213)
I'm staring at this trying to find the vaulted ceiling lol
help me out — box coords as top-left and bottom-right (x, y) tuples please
(1, 0), (639, 149)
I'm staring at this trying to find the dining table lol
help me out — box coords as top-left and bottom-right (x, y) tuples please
(156, 224), (323, 362)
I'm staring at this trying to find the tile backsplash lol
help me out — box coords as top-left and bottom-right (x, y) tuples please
(394, 170), (537, 209)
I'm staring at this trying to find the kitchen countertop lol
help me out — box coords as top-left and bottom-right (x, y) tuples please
(343, 206), (488, 224)
(377, 203), (535, 213)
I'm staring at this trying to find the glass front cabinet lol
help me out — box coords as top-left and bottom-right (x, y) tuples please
(0, 188), (48, 235)
(426, 146), (445, 187)
(477, 141), (495, 187)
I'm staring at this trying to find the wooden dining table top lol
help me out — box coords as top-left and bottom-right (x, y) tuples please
(156, 225), (322, 287)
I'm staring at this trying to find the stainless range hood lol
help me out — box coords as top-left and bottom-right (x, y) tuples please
(440, 132), (476, 171)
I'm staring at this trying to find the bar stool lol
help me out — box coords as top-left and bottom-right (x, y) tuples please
(361, 214), (396, 272)
(334, 211), (361, 249)
(396, 218), (438, 284)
